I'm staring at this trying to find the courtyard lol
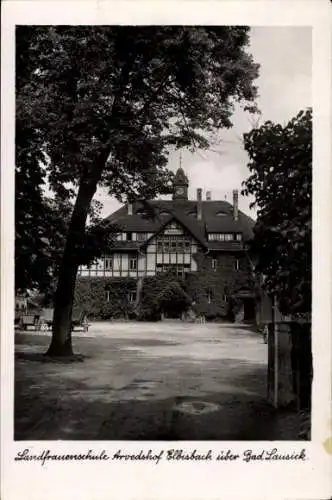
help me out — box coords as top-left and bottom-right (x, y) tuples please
(15, 321), (302, 440)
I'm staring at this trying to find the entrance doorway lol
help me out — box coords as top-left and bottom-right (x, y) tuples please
(243, 298), (256, 322)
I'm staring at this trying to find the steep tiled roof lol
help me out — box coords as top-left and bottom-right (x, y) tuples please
(207, 241), (244, 251)
(103, 199), (255, 251)
(109, 241), (142, 251)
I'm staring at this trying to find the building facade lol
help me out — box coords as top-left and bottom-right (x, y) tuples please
(76, 168), (257, 321)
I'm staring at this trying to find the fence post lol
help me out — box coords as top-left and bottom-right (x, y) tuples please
(273, 294), (278, 408)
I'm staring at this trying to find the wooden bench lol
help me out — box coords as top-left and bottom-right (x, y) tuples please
(71, 312), (89, 332)
(34, 309), (89, 332)
(36, 308), (54, 331)
(19, 314), (40, 330)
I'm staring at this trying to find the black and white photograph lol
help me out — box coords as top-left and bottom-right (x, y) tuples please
(13, 23), (313, 442)
(1, 1), (331, 499)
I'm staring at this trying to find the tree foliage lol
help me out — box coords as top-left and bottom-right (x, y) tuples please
(17, 26), (259, 201)
(242, 108), (312, 315)
(16, 26), (259, 355)
(15, 192), (71, 293)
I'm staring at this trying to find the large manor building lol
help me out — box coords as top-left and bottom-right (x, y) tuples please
(76, 167), (257, 321)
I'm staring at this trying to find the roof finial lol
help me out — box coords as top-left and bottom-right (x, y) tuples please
(179, 150), (182, 170)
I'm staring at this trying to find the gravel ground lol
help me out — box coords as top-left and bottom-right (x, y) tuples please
(15, 321), (307, 440)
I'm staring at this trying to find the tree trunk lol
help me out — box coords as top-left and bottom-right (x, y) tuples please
(46, 179), (98, 356)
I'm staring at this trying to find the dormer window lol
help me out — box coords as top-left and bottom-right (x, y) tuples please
(208, 233), (234, 241)
(216, 211), (228, 216)
(159, 210), (170, 216)
(136, 209), (147, 216)
(136, 232), (148, 241)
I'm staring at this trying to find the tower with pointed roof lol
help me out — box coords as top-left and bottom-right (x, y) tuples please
(173, 167), (189, 200)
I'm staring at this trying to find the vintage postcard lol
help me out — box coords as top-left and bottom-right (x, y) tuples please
(1, 1), (331, 499)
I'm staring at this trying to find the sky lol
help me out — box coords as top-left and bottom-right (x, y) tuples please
(96, 26), (312, 219)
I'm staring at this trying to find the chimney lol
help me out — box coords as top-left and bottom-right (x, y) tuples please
(206, 191), (212, 201)
(127, 202), (133, 215)
(233, 190), (239, 221)
(197, 188), (202, 220)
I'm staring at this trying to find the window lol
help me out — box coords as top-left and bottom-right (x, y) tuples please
(177, 264), (191, 278)
(234, 259), (239, 271)
(223, 294), (228, 303)
(127, 232), (132, 241)
(156, 264), (165, 274)
(105, 257), (113, 269)
(129, 257), (137, 270)
(156, 263), (190, 277)
(207, 289), (212, 304)
(208, 233), (234, 241)
(236, 233), (242, 241)
(216, 211), (227, 216)
(105, 290), (110, 302)
(212, 258), (217, 270)
(128, 291), (137, 303)
(156, 234), (191, 253)
(136, 233), (148, 241)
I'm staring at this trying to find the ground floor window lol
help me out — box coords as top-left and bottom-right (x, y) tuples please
(128, 291), (137, 303)
(156, 263), (191, 278)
